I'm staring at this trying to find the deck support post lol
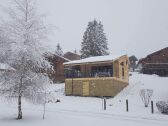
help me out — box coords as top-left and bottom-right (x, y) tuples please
(126, 99), (128, 112)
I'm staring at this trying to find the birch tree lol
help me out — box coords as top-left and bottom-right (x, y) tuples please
(0, 0), (51, 119)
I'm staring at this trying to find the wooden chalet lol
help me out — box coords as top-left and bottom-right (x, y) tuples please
(45, 53), (70, 83)
(63, 54), (129, 97)
(138, 47), (168, 76)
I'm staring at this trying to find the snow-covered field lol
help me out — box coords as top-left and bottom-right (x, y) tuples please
(1, 72), (168, 126)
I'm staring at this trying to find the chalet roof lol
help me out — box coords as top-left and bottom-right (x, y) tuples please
(64, 51), (81, 61)
(64, 51), (79, 56)
(64, 54), (126, 65)
(54, 54), (71, 62)
(44, 52), (71, 62)
(138, 47), (168, 64)
(147, 47), (168, 57)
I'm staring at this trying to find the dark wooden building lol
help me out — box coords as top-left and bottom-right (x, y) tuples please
(45, 53), (70, 83)
(64, 52), (81, 61)
(138, 47), (168, 76)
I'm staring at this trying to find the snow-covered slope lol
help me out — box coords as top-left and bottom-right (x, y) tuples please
(0, 72), (168, 126)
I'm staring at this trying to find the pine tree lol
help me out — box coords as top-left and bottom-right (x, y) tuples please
(73, 49), (77, 54)
(81, 19), (109, 58)
(55, 43), (63, 56)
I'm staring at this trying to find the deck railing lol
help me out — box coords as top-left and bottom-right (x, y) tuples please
(65, 70), (113, 78)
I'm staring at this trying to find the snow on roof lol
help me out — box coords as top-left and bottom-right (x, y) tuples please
(64, 54), (126, 65)
(0, 63), (14, 70)
(44, 52), (71, 62)
(55, 54), (71, 62)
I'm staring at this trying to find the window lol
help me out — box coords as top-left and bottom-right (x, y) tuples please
(122, 67), (124, 79)
(91, 65), (113, 77)
(120, 62), (124, 66)
(120, 61), (125, 79)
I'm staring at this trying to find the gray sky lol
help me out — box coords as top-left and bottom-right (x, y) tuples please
(1, 0), (168, 59)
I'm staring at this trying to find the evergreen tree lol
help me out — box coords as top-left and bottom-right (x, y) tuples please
(81, 19), (109, 58)
(55, 43), (63, 56)
(73, 49), (77, 54)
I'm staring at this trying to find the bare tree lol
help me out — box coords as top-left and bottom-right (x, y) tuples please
(0, 0), (51, 119)
(139, 89), (153, 107)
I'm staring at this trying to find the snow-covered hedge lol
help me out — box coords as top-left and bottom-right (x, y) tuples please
(156, 101), (168, 114)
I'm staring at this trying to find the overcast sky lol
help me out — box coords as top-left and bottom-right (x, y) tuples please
(1, 0), (168, 59)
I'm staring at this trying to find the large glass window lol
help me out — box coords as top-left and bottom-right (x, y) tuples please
(64, 65), (81, 78)
(91, 65), (113, 77)
(65, 64), (113, 78)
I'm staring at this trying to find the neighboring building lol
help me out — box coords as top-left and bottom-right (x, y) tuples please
(64, 52), (81, 61)
(63, 54), (129, 97)
(45, 53), (70, 83)
(138, 47), (168, 76)
(129, 55), (138, 71)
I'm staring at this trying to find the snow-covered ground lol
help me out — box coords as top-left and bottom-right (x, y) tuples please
(1, 72), (168, 126)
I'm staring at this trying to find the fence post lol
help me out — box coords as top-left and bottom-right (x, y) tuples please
(151, 101), (154, 114)
(104, 98), (106, 110)
(126, 99), (128, 112)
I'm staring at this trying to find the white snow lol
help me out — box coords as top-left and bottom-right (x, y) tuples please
(0, 63), (14, 70)
(64, 54), (126, 65)
(1, 72), (168, 126)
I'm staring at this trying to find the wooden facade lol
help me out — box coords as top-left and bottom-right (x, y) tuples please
(142, 63), (168, 76)
(138, 47), (168, 76)
(45, 53), (70, 83)
(64, 55), (129, 97)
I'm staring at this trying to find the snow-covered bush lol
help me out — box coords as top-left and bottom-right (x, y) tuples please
(139, 89), (153, 107)
(156, 101), (168, 114)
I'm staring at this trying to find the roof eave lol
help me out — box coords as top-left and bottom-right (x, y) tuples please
(64, 55), (127, 66)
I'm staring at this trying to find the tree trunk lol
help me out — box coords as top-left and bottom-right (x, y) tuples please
(17, 76), (23, 120)
(17, 94), (22, 119)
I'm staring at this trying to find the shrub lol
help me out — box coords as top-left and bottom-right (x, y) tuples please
(139, 89), (153, 107)
(156, 101), (168, 114)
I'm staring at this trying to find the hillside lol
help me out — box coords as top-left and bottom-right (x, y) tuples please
(0, 72), (168, 126)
